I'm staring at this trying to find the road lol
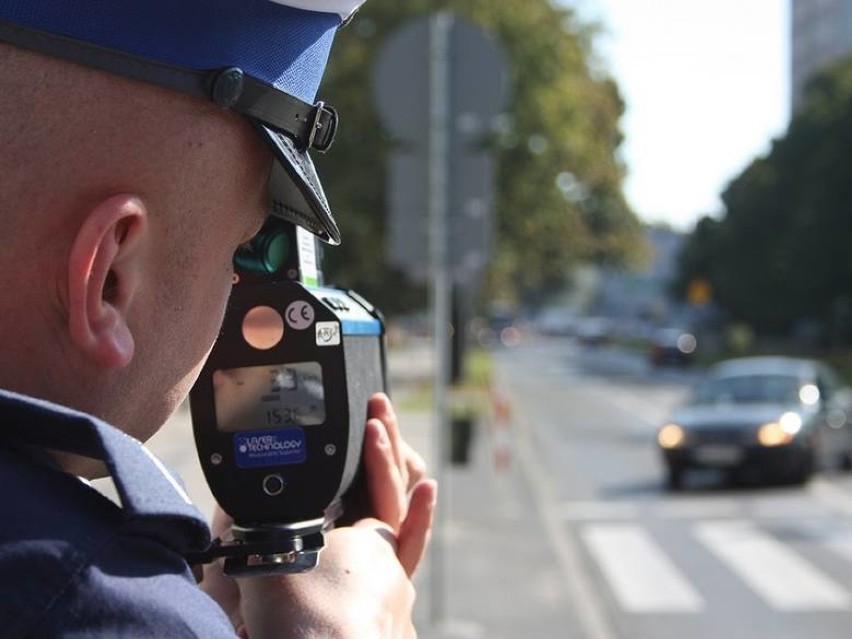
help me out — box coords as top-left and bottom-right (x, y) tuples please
(141, 335), (852, 638)
(495, 337), (852, 639)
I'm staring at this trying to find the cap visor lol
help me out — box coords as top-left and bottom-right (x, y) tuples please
(256, 123), (341, 245)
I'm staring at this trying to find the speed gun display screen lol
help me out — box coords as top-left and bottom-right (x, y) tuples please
(213, 362), (325, 432)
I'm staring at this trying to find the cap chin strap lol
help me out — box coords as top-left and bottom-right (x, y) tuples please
(0, 19), (338, 153)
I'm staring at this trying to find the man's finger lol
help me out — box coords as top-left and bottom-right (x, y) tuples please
(400, 440), (427, 492)
(363, 417), (407, 529)
(397, 480), (438, 577)
(368, 393), (408, 487)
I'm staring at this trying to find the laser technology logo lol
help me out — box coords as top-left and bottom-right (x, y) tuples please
(234, 428), (307, 468)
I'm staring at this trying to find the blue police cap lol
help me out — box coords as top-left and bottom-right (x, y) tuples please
(0, 0), (365, 244)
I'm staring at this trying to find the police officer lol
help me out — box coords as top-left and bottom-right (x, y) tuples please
(0, 1), (436, 636)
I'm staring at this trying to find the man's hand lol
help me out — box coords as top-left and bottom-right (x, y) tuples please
(200, 393), (437, 638)
(358, 393), (434, 574)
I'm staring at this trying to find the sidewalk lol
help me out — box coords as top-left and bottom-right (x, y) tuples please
(412, 409), (577, 639)
(392, 341), (584, 638)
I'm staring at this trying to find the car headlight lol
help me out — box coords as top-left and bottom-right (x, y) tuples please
(658, 423), (686, 449)
(757, 412), (803, 447)
(676, 333), (697, 354)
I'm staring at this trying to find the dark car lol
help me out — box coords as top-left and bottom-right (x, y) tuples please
(575, 317), (612, 346)
(657, 356), (852, 489)
(649, 327), (697, 367)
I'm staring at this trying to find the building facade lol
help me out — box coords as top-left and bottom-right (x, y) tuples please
(791, 0), (852, 110)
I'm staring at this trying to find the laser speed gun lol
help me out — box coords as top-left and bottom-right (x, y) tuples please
(187, 219), (386, 575)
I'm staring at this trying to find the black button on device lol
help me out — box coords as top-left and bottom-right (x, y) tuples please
(322, 296), (351, 312)
(323, 296), (348, 311)
(262, 474), (285, 496)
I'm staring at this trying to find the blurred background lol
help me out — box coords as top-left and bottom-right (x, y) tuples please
(150, 1), (852, 637)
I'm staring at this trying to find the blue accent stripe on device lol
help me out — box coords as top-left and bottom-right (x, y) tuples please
(342, 319), (382, 336)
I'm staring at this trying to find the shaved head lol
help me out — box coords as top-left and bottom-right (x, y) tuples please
(0, 43), (229, 247)
(0, 43), (270, 441)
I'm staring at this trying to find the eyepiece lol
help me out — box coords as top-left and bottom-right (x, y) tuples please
(234, 226), (291, 275)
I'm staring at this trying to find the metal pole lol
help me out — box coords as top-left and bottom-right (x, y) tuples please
(428, 10), (452, 627)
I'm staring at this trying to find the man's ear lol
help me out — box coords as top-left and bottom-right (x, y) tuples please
(67, 195), (149, 369)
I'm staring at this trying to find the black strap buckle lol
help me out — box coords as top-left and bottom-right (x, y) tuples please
(0, 20), (339, 154)
(307, 101), (338, 153)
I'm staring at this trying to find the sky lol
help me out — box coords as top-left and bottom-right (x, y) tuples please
(570, 0), (791, 232)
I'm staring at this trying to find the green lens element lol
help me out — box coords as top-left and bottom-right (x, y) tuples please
(234, 228), (290, 275)
(262, 231), (289, 272)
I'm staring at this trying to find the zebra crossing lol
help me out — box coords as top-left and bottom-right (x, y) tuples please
(564, 481), (852, 615)
(696, 519), (849, 611)
(582, 523), (704, 613)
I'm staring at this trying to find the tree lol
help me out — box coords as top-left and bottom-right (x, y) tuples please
(674, 56), (852, 340)
(314, 0), (642, 313)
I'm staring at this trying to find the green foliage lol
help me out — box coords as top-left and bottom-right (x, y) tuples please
(674, 56), (852, 340)
(450, 346), (493, 419)
(463, 346), (493, 390)
(389, 346), (493, 416)
(315, 0), (642, 312)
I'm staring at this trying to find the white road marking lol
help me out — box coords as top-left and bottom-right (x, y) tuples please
(556, 498), (743, 522)
(652, 497), (742, 520)
(810, 476), (852, 517)
(555, 500), (640, 521)
(814, 520), (852, 567)
(824, 530), (852, 564)
(695, 519), (851, 611)
(749, 493), (834, 520)
(581, 523), (704, 613)
(556, 494), (847, 523)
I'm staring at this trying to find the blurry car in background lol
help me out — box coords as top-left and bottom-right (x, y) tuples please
(649, 327), (697, 367)
(476, 311), (526, 348)
(657, 356), (852, 489)
(574, 316), (613, 346)
(532, 307), (579, 337)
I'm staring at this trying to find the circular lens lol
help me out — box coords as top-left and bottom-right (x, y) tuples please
(261, 231), (290, 273)
(242, 305), (284, 350)
(234, 229), (290, 275)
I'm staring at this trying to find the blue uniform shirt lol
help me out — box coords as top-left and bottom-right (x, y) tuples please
(0, 390), (236, 637)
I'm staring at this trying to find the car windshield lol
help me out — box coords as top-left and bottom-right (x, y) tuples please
(688, 374), (802, 406)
